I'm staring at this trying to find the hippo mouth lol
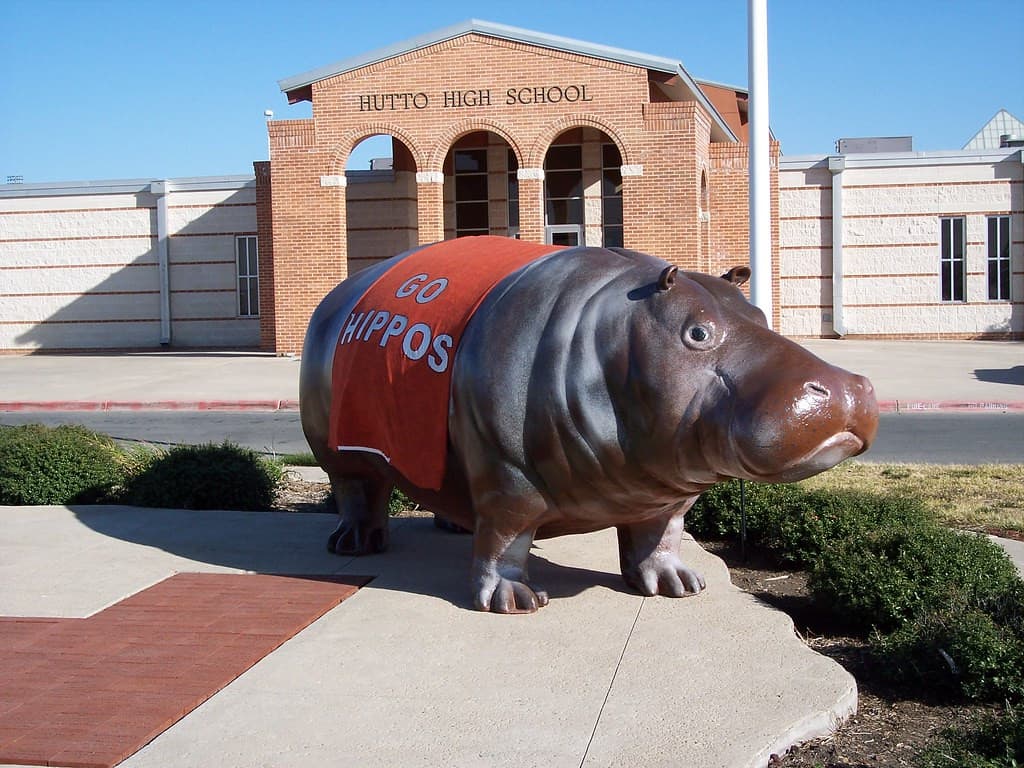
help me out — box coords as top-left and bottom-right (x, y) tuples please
(769, 430), (866, 483)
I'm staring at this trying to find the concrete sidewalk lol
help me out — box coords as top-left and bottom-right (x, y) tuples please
(0, 339), (1022, 411)
(2, 506), (856, 768)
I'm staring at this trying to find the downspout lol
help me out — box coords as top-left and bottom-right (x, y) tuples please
(150, 181), (172, 345)
(827, 155), (846, 337)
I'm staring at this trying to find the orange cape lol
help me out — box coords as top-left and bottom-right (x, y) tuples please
(329, 236), (563, 490)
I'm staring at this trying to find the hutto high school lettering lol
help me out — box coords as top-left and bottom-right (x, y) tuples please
(357, 85), (593, 111)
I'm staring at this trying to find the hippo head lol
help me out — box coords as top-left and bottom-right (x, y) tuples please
(633, 264), (879, 486)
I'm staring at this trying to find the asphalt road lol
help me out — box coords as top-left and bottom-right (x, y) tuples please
(2, 411), (1022, 465)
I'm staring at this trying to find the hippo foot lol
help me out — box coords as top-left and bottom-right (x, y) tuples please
(622, 554), (705, 597)
(473, 575), (549, 614)
(327, 519), (389, 556)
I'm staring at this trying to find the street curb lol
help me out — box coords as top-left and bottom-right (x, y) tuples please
(3, 399), (1024, 413)
(0, 400), (301, 412)
(878, 400), (1024, 413)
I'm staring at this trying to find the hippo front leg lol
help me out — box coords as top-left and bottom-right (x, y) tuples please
(470, 517), (549, 614)
(616, 509), (705, 597)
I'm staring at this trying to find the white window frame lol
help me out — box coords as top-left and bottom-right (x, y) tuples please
(939, 217), (966, 303)
(236, 235), (259, 318)
(986, 215), (1011, 302)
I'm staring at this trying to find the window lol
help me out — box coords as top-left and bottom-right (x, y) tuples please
(544, 145), (583, 227)
(454, 149), (489, 237)
(939, 217), (965, 302)
(602, 144), (623, 248)
(987, 215), (1011, 301)
(236, 235), (259, 317)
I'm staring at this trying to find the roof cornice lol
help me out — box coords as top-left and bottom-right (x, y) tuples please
(277, 19), (738, 143)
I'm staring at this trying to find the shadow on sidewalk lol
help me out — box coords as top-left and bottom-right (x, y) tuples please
(71, 508), (634, 611)
(975, 365), (1024, 386)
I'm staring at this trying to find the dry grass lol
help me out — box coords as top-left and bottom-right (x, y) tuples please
(799, 462), (1024, 534)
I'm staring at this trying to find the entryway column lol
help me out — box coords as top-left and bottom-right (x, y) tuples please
(517, 168), (544, 243)
(416, 172), (445, 244)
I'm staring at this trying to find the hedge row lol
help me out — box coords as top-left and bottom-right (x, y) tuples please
(688, 480), (1024, 708)
(0, 424), (281, 511)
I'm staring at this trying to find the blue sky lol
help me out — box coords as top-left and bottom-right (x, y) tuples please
(1, 0), (1021, 183)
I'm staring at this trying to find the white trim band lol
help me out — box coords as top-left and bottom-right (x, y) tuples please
(336, 445), (392, 463)
(620, 164), (644, 176)
(320, 175), (347, 187)
(517, 168), (545, 180)
(416, 171), (445, 184)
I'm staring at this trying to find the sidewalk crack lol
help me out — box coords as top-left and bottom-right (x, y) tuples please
(579, 596), (645, 768)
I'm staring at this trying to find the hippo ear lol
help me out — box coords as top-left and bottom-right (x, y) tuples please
(720, 266), (751, 286)
(658, 266), (678, 291)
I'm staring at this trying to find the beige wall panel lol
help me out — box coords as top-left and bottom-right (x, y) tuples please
(168, 204), (256, 237)
(779, 218), (830, 248)
(843, 184), (1015, 217)
(845, 162), (1019, 187)
(780, 306), (831, 336)
(171, 188), (257, 207)
(171, 319), (259, 347)
(169, 291), (238, 320)
(2, 264), (158, 295)
(0, 321), (162, 350)
(781, 277), (830, 307)
(779, 187), (831, 218)
(841, 245), (944, 277)
(0, 193), (151, 212)
(0, 239), (157, 267)
(169, 234), (239, 264)
(169, 261), (237, 292)
(0, 208), (156, 239)
(779, 248), (831, 277)
(0, 292), (160, 323)
(779, 167), (831, 189)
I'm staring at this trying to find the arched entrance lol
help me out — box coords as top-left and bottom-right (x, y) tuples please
(441, 131), (519, 239)
(543, 127), (622, 247)
(345, 134), (419, 272)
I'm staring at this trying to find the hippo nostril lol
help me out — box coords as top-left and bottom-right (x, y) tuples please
(806, 382), (830, 399)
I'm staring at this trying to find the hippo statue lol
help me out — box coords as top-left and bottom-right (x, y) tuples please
(300, 236), (878, 613)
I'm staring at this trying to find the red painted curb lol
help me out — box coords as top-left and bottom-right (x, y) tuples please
(0, 399), (300, 412)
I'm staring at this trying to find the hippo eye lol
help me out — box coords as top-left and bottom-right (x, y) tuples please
(683, 323), (715, 349)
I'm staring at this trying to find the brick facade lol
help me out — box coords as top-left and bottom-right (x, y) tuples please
(261, 27), (762, 353)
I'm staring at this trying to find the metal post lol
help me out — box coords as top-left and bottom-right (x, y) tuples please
(748, 0), (773, 327)
(739, 479), (747, 562)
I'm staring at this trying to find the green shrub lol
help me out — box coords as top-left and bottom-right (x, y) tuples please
(687, 481), (932, 567)
(0, 424), (129, 504)
(686, 480), (806, 543)
(809, 522), (1021, 634)
(916, 707), (1024, 767)
(388, 488), (415, 516)
(122, 441), (282, 511)
(875, 580), (1024, 705)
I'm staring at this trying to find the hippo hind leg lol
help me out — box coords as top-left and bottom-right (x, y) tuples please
(327, 475), (392, 556)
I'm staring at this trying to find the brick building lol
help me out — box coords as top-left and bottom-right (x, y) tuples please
(258, 19), (777, 354)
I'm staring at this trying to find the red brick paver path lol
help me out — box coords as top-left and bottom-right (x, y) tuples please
(0, 572), (370, 768)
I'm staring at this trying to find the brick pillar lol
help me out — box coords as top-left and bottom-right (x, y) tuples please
(253, 161), (275, 352)
(417, 173), (445, 244)
(517, 170), (544, 244)
(620, 168), (644, 253)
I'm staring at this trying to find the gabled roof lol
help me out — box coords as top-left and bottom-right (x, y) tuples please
(278, 19), (738, 143)
(963, 109), (1024, 150)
